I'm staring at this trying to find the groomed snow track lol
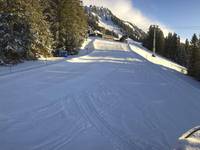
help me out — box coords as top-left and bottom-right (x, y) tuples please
(0, 39), (200, 150)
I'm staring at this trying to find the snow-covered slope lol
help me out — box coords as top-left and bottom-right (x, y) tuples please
(0, 39), (200, 150)
(85, 6), (146, 40)
(98, 16), (123, 38)
(128, 40), (187, 74)
(124, 21), (146, 39)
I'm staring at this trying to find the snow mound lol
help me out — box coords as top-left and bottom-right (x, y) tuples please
(174, 126), (200, 150)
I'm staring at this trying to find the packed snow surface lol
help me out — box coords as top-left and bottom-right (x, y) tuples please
(0, 39), (200, 150)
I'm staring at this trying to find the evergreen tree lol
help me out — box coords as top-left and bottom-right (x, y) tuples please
(156, 28), (165, 55)
(171, 33), (180, 61)
(177, 43), (187, 66)
(0, 13), (32, 61)
(143, 25), (165, 55)
(188, 34), (198, 77)
(60, 0), (87, 54)
(164, 33), (173, 58)
(185, 39), (190, 67)
(40, 0), (60, 49)
(164, 32), (182, 63)
(0, 0), (32, 61)
(196, 36), (200, 80)
(143, 25), (154, 51)
(188, 34), (200, 80)
(0, 0), (53, 60)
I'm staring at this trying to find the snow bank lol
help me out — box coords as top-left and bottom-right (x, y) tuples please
(81, 38), (93, 50)
(0, 58), (65, 76)
(129, 43), (188, 74)
(126, 38), (142, 45)
(174, 126), (200, 150)
(0, 38), (95, 76)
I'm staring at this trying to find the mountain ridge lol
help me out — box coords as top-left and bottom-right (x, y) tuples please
(85, 5), (146, 41)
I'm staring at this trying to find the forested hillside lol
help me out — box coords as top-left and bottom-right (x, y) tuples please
(0, 0), (87, 64)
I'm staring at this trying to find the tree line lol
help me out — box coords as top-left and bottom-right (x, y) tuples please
(0, 0), (87, 64)
(143, 25), (200, 80)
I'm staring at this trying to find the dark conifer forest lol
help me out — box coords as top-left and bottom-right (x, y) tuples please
(0, 0), (87, 62)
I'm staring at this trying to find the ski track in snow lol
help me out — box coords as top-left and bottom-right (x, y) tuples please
(0, 39), (200, 150)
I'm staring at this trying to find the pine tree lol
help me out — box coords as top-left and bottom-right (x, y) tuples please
(143, 25), (154, 51)
(171, 33), (179, 61)
(60, 0), (87, 54)
(40, 0), (60, 49)
(24, 0), (53, 57)
(185, 39), (190, 67)
(195, 37), (200, 80)
(164, 32), (181, 63)
(156, 28), (165, 55)
(188, 34), (198, 77)
(177, 43), (186, 66)
(0, 0), (32, 61)
(164, 33), (173, 58)
(0, 0), (53, 60)
(143, 25), (165, 55)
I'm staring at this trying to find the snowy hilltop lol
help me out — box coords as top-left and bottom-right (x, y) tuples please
(85, 5), (146, 41)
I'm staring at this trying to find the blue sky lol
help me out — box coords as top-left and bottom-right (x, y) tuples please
(132, 0), (200, 40)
